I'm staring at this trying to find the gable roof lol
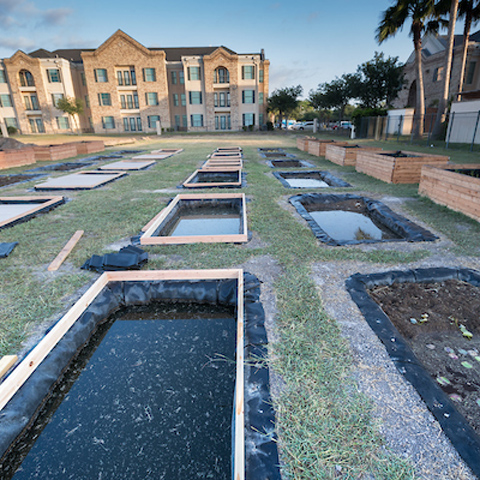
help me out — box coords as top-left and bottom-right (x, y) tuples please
(29, 48), (94, 62)
(156, 46), (237, 61)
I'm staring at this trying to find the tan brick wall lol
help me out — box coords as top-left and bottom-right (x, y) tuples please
(82, 30), (170, 134)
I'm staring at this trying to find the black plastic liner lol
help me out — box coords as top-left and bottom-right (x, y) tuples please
(289, 193), (438, 246)
(179, 171), (246, 189)
(80, 154), (123, 162)
(346, 267), (480, 479)
(0, 197), (66, 231)
(81, 245), (148, 272)
(0, 242), (18, 258)
(0, 273), (281, 480)
(0, 174), (43, 189)
(273, 170), (351, 188)
(267, 159), (315, 168)
(112, 149), (145, 155)
(259, 149), (295, 159)
(25, 162), (93, 173)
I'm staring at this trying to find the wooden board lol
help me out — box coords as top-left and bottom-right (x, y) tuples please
(47, 230), (84, 271)
(0, 355), (17, 380)
(0, 148), (36, 171)
(140, 193), (248, 245)
(182, 169), (242, 188)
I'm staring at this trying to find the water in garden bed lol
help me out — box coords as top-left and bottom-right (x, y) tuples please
(369, 279), (480, 435)
(285, 178), (329, 188)
(4, 303), (236, 480)
(193, 172), (238, 184)
(310, 210), (390, 241)
(170, 214), (240, 236)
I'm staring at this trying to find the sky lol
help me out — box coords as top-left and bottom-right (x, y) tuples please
(0, 0), (464, 98)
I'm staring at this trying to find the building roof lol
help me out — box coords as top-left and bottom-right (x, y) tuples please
(28, 46), (239, 63)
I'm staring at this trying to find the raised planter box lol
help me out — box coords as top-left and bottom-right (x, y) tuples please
(296, 137), (313, 151)
(325, 144), (383, 167)
(0, 148), (36, 170)
(71, 141), (105, 155)
(33, 144), (79, 162)
(419, 164), (480, 222)
(308, 139), (347, 157)
(356, 150), (449, 184)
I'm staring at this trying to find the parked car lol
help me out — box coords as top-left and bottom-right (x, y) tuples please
(332, 121), (353, 130)
(292, 121), (315, 131)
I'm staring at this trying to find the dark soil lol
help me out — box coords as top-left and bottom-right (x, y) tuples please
(271, 160), (302, 168)
(0, 175), (37, 187)
(369, 279), (480, 435)
(448, 168), (480, 179)
(0, 138), (34, 151)
(380, 151), (419, 158)
(265, 152), (288, 157)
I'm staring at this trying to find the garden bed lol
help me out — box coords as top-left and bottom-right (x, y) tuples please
(346, 268), (480, 479)
(289, 193), (438, 246)
(307, 139), (342, 157)
(34, 171), (127, 191)
(0, 196), (65, 229)
(0, 174), (41, 189)
(0, 270), (280, 480)
(182, 169), (243, 188)
(419, 164), (480, 223)
(0, 148), (36, 171)
(273, 170), (351, 189)
(356, 150), (450, 184)
(140, 193), (248, 245)
(70, 141), (105, 155)
(295, 137), (313, 151)
(267, 159), (314, 169)
(33, 144), (78, 162)
(325, 144), (383, 167)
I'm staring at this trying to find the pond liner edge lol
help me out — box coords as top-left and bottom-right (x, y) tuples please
(0, 272), (281, 480)
(289, 193), (438, 246)
(345, 267), (480, 479)
(273, 170), (351, 188)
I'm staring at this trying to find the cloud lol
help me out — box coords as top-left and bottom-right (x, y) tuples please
(37, 8), (73, 27)
(0, 1), (73, 29)
(0, 36), (36, 52)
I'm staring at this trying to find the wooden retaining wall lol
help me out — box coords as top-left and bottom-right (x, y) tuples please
(296, 137), (312, 151)
(0, 147), (36, 170)
(325, 145), (383, 167)
(72, 141), (105, 155)
(309, 140), (347, 157)
(356, 150), (449, 184)
(33, 144), (79, 162)
(419, 164), (480, 222)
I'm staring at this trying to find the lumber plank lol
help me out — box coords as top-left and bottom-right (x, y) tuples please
(48, 230), (84, 271)
(0, 355), (17, 380)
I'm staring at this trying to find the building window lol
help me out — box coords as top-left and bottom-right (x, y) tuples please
(0, 70), (7, 83)
(19, 70), (35, 87)
(94, 68), (108, 83)
(179, 71), (185, 84)
(175, 115), (180, 127)
(89, 117), (93, 129)
(137, 117), (142, 131)
(181, 93), (186, 106)
(0, 94), (13, 108)
(147, 115), (161, 128)
(171, 71), (177, 84)
(242, 65), (255, 80)
(5, 118), (17, 129)
(85, 95), (90, 108)
(117, 68), (136, 86)
(172, 93), (178, 106)
(98, 93), (112, 106)
(214, 93), (218, 107)
(182, 114), (187, 127)
(81, 72), (86, 86)
(120, 94), (138, 109)
(259, 69), (264, 83)
(214, 67), (229, 84)
(242, 90), (255, 104)
(102, 116), (115, 129)
(146, 92), (159, 105)
(259, 93), (264, 105)
(188, 66), (201, 81)
(259, 113), (264, 126)
(242, 113), (255, 127)
(47, 69), (61, 83)
(466, 61), (477, 85)
(23, 94), (38, 110)
(215, 115), (230, 131)
(189, 91), (202, 104)
(52, 93), (65, 107)
(191, 114), (204, 127)
(433, 67), (444, 83)
(56, 117), (70, 129)
(143, 68), (156, 82)
(29, 118), (45, 133)
(123, 117), (129, 131)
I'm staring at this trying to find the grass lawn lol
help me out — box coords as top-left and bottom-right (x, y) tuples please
(1, 131), (479, 478)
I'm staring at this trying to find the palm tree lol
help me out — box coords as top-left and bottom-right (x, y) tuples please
(377, 0), (439, 137)
(457, 0), (480, 100)
(432, 0), (459, 139)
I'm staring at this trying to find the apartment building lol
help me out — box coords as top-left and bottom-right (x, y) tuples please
(0, 30), (269, 134)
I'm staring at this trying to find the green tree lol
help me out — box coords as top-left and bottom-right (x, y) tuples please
(309, 74), (359, 120)
(268, 85), (303, 129)
(377, 0), (440, 137)
(355, 52), (405, 108)
(432, 0), (459, 138)
(56, 96), (84, 134)
(457, 0), (480, 100)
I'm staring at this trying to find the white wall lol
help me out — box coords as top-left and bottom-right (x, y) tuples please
(386, 108), (415, 135)
(447, 100), (480, 144)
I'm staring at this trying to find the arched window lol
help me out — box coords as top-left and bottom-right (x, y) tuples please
(19, 69), (35, 87)
(214, 67), (229, 84)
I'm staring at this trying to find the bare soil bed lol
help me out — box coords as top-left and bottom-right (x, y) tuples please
(369, 279), (480, 435)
